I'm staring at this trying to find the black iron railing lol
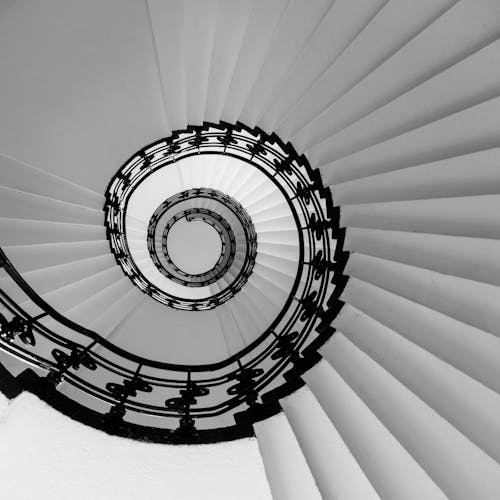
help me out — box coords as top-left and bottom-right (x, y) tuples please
(0, 121), (348, 443)
(145, 188), (256, 301)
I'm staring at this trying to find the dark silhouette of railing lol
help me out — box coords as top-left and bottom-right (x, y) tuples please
(0, 121), (347, 444)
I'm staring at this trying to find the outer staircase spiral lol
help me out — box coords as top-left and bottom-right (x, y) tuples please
(1, 1), (500, 499)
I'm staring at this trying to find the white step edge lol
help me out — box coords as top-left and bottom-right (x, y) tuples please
(322, 334), (500, 500)
(281, 386), (380, 499)
(254, 412), (322, 500)
(304, 360), (447, 500)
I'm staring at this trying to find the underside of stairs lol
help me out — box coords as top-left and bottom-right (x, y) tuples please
(1, 0), (500, 499)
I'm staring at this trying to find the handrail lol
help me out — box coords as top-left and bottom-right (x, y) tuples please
(0, 121), (346, 444)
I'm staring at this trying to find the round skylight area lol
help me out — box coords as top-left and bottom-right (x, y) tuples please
(117, 155), (267, 309)
(166, 218), (222, 275)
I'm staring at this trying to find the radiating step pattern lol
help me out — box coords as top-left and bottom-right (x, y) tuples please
(271, 0), (500, 497)
(258, 0), (500, 497)
(254, 413), (321, 500)
(2, 0), (500, 498)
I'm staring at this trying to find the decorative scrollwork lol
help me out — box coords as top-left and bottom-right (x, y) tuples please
(165, 379), (208, 411)
(189, 131), (210, 149)
(166, 378), (209, 439)
(217, 129), (237, 149)
(106, 372), (153, 422)
(299, 291), (322, 321)
(144, 189), (255, 306)
(0, 314), (35, 346)
(309, 213), (335, 240)
(45, 346), (97, 387)
(227, 366), (264, 407)
(272, 157), (293, 176)
(246, 139), (267, 158)
(310, 250), (336, 280)
(271, 331), (300, 363)
(0, 121), (345, 445)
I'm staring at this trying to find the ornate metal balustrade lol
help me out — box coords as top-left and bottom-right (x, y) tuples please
(144, 187), (257, 306)
(0, 122), (348, 444)
(158, 207), (237, 287)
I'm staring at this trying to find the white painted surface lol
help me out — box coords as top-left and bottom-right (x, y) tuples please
(304, 361), (447, 500)
(254, 413), (322, 500)
(0, 393), (272, 500)
(281, 387), (380, 500)
(345, 254), (500, 338)
(167, 219), (222, 274)
(0, 392), (7, 415)
(323, 335), (500, 500)
(1, 1), (500, 499)
(340, 277), (500, 395)
(333, 307), (500, 463)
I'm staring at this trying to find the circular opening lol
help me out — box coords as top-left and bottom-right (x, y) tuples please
(110, 127), (291, 309)
(166, 218), (222, 275)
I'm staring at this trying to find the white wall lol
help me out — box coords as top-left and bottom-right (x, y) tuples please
(0, 391), (7, 415)
(0, 393), (272, 500)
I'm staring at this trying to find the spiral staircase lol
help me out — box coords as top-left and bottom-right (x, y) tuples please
(1, 0), (500, 498)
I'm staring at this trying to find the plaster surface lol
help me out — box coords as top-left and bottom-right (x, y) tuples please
(0, 392), (272, 500)
(0, 391), (7, 414)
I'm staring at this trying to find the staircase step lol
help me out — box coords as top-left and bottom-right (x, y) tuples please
(345, 228), (500, 286)
(281, 386), (380, 499)
(254, 413), (322, 500)
(321, 334), (500, 500)
(334, 305), (500, 462)
(340, 194), (500, 238)
(332, 148), (500, 204)
(340, 278), (500, 395)
(345, 253), (500, 338)
(304, 360), (446, 499)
